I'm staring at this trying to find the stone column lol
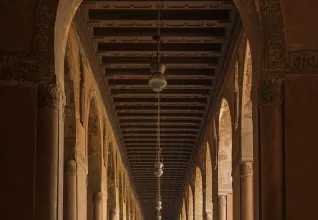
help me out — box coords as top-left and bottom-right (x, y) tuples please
(64, 160), (77, 220)
(218, 195), (226, 220)
(35, 83), (61, 220)
(110, 209), (117, 220)
(93, 192), (103, 220)
(240, 161), (253, 220)
(259, 78), (284, 220)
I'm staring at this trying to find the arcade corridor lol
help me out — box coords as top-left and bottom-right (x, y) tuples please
(1, 0), (318, 220)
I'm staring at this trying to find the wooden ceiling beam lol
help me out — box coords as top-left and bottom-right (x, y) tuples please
(98, 42), (222, 52)
(107, 84), (213, 89)
(82, 1), (234, 11)
(101, 56), (219, 65)
(92, 27), (226, 37)
(122, 127), (200, 132)
(123, 133), (198, 138)
(118, 116), (203, 120)
(113, 92), (209, 98)
(118, 112), (203, 117)
(93, 36), (226, 44)
(88, 9), (230, 21)
(125, 142), (193, 146)
(123, 131), (198, 135)
(126, 150), (193, 153)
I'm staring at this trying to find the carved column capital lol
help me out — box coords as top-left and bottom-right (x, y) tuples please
(93, 191), (103, 203)
(111, 209), (117, 216)
(65, 159), (77, 175)
(218, 195), (226, 207)
(240, 161), (253, 177)
(259, 78), (283, 105)
(205, 211), (213, 220)
(38, 83), (61, 109)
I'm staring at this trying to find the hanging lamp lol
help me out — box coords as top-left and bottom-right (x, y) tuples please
(148, 0), (166, 219)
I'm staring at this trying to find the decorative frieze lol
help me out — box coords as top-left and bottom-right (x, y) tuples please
(0, 54), (35, 82)
(287, 51), (318, 72)
(37, 83), (61, 109)
(259, 0), (286, 74)
(259, 78), (283, 105)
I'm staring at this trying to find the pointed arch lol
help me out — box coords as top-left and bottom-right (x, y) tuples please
(181, 199), (186, 220)
(63, 43), (77, 220)
(205, 143), (213, 214)
(241, 41), (253, 161)
(188, 186), (194, 220)
(218, 98), (232, 193)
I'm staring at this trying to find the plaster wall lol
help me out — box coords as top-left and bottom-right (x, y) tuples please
(0, 84), (37, 220)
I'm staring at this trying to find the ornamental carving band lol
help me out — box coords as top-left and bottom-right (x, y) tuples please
(65, 160), (77, 175)
(259, 78), (283, 105)
(0, 54), (35, 82)
(38, 83), (61, 109)
(287, 51), (318, 72)
(240, 161), (253, 176)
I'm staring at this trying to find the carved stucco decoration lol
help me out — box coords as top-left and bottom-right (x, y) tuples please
(240, 161), (253, 176)
(286, 51), (318, 72)
(258, 78), (283, 105)
(0, 0), (57, 82)
(259, 0), (286, 75)
(38, 83), (61, 109)
(65, 159), (77, 176)
(218, 195), (226, 207)
(93, 191), (103, 203)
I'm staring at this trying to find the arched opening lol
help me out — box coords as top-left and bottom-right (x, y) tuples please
(218, 98), (233, 218)
(195, 167), (203, 220)
(107, 142), (116, 220)
(240, 40), (254, 220)
(241, 41), (253, 161)
(205, 143), (213, 217)
(188, 186), (194, 220)
(87, 98), (102, 220)
(181, 199), (186, 220)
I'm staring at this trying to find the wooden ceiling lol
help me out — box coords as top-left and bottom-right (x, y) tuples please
(79, 0), (240, 218)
